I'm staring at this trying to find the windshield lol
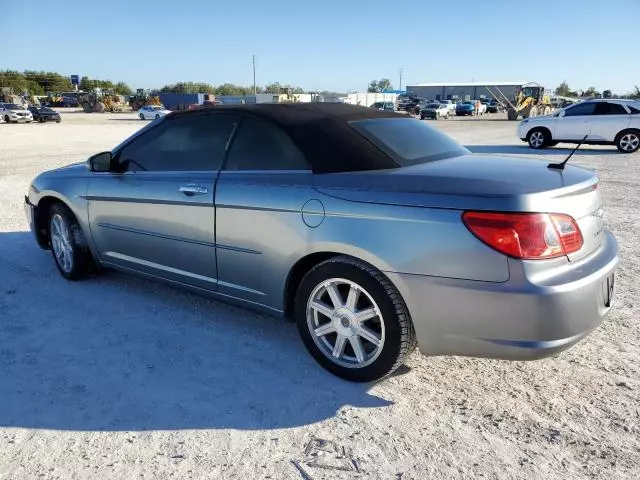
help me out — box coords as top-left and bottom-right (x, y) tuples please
(351, 118), (468, 167)
(4, 103), (22, 110)
(152, 106), (165, 111)
(427, 103), (440, 108)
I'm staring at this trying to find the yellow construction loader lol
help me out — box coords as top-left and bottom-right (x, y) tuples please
(486, 82), (553, 120)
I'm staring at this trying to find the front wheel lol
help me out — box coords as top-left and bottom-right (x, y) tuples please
(295, 256), (415, 382)
(527, 128), (549, 149)
(616, 130), (640, 153)
(139, 113), (145, 120)
(49, 203), (93, 280)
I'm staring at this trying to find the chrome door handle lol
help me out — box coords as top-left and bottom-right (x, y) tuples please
(179, 184), (208, 196)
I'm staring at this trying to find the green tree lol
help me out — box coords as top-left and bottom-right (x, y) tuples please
(583, 86), (600, 97)
(215, 83), (251, 96)
(631, 85), (640, 99)
(114, 81), (133, 95)
(555, 80), (572, 97)
(367, 78), (393, 93)
(159, 82), (215, 94)
(602, 89), (612, 98)
(263, 82), (282, 93)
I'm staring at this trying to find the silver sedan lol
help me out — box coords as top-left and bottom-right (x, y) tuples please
(24, 104), (619, 382)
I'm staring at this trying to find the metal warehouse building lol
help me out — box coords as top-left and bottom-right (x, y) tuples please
(406, 82), (528, 102)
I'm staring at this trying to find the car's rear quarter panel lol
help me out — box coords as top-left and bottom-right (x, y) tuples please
(313, 193), (510, 282)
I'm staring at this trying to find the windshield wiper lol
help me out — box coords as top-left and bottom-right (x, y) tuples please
(548, 134), (588, 170)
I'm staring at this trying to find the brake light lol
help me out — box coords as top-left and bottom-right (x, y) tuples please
(462, 212), (583, 259)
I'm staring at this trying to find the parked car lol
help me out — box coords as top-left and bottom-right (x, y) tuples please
(486, 99), (502, 113)
(0, 103), (33, 123)
(138, 105), (172, 120)
(420, 102), (449, 120)
(370, 101), (395, 112)
(25, 103), (619, 382)
(438, 100), (456, 114)
(28, 106), (61, 123)
(517, 99), (640, 153)
(455, 101), (476, 116)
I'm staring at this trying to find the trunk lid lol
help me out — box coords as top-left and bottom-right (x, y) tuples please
(314, 154), (604, 262)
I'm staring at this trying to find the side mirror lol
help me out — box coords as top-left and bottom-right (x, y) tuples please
(88, 151), (113, 172)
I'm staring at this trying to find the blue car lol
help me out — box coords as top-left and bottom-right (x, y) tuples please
(455, 101), (476, 116)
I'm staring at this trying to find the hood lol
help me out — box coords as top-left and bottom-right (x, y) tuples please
(314, 153), (597, 212)
(40, 162), (88, 178)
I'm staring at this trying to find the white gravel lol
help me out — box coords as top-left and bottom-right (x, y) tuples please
(1, 112), (638, 480)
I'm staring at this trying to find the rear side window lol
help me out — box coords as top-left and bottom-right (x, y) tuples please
(629, 105), (640, 114)
(225, 117), (310, 170)
(117, 114), (238, 171)
(594, 102), (628, 115)
(564, 102), (596, 117)
(351, 118), (468, 167)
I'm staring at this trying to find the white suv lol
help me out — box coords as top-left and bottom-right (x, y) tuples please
(517, 99), (640, 153)
(0, 102), (33, 124)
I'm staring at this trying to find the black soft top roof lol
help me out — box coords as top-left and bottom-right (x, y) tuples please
(171, 103), (403, 173)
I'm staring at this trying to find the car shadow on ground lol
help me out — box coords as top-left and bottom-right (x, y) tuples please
(466, 144), (613, 156)
(0, 231), (391, 432)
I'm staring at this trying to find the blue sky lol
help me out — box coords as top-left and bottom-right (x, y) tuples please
(2, 0), (637, 94)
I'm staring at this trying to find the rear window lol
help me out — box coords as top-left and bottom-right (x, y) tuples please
(351, 118), (468, 167)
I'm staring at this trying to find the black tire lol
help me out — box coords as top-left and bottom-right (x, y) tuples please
(139, 113), (145, 120)
(4, 115), (10, 123)
(56, 119), (61, 123)
(48, 203), (93, 280)
(527, 128), (550, 149)
(155, 114), (160, 119)
(295, 256), (416, 382)
(420, 114), (425, 120)
(615, 130), (640, 154)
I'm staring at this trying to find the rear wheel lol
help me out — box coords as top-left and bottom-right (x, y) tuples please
(527, 128), (550, 149)
(507, 109), (518, 121)
(4, 115), (9, 123)
(616, 130), (640, 153)
(295, 256), (415, 382)
(155, 114), (160, 119)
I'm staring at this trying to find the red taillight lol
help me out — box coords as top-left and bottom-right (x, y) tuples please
(462, 212), (583, 260)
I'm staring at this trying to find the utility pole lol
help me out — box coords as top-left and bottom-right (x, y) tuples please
(252, 55), (257, 95)
(399, 68), (403, 91)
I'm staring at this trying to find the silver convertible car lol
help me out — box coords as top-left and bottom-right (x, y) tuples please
(25, 104), (619, 382)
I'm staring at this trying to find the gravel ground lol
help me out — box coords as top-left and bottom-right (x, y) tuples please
(1, 111), (638, 480)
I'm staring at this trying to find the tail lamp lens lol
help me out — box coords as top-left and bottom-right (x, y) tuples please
(462, 212), (583, 259)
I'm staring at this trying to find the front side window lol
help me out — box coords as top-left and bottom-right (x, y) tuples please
(564, 102), (596, 117)
(351, 117), (468, 167)
(629, 105), (640, 114)
(225, 117), (310, 171)
(116, 114), (238, 172)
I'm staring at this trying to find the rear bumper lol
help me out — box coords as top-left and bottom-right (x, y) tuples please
(386, 231), (619, 360)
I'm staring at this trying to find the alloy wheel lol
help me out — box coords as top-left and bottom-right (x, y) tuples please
(620, 133), (639, 152)
(530, 131), (545, 148)
(50, 214), (74, 273)
(306, 278), (385, 369)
